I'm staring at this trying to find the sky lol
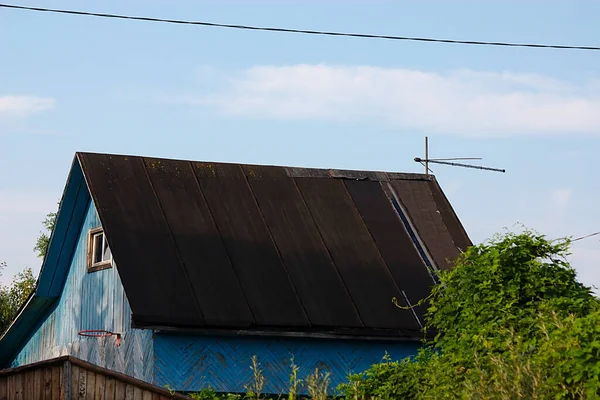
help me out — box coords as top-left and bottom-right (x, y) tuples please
(0, 1), (599, 290)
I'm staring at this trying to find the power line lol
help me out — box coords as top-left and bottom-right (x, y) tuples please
(572, 231), (600, 243)
(1, 3), (600, 51)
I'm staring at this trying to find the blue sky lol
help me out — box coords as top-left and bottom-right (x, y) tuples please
(1, 1), (599, 289)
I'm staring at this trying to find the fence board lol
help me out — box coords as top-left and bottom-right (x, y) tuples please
(6, 376), (13, 400)
(95, 372), (106, 400)
(76, 365), (86, 399)
(51, 366), (61, 400)
(14, 373), (23, 400)
(125, 384), (135, 400)
(43, 367), (52, 399)
(133, 386), (143, 400)
(23, 370), (34, 400)
(0, 356), (190, 399)
(33, 368), (43, 399)
(115, 380), (126, 399)
(0, 376), (6, 400)
(105, 376), (116, 400)
(85, 370), (95, 400)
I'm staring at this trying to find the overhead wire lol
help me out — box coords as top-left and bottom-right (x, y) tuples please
(1, 3), (600, 51)
(571, 231), (600, 243)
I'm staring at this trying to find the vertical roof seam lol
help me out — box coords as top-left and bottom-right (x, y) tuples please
(291, 177), (365, 328)
(140, 158), (206, 323)
(186, 161), (256, 325)
(239, 166), (311, 326)
(381, 181), (439, 283)
(340, 180), (418, 321)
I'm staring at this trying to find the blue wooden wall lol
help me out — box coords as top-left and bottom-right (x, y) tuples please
(11, 200), (154, 382)
(154, 333), (420, 395)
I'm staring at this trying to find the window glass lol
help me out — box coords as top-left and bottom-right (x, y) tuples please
(93, 233), (104, 264)
(102, 236), (112, 261)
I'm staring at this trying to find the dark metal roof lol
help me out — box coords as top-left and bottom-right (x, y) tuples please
(77, 152), (471, 339)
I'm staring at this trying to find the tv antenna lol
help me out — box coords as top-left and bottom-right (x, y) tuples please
(414, 136), (505, 176)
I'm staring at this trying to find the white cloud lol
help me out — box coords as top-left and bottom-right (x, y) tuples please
(0, 95), (55, 118)
(185, 64), (600, 136)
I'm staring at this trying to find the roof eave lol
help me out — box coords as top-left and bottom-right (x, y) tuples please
(132, 317), (430, 342)
(0, 155), (91, 367)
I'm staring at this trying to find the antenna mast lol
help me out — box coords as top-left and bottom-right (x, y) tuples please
(425, 136), (429, 176)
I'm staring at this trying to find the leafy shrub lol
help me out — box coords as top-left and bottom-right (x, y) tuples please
(340, 230), (600, 399)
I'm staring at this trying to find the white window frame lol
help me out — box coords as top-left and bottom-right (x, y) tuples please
(87, 227), (113, 272)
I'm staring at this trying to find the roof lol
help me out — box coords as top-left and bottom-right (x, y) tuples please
(0, 152), (471, 365)
(79, 152), (470, 338)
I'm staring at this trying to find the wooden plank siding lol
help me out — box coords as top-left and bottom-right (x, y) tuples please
(153, 332), (421, 395)
(0, 356), (187, 400)
(10, 201), (154, 382)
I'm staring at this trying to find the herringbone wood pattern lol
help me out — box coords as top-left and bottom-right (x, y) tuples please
(154, 334), (419, 395)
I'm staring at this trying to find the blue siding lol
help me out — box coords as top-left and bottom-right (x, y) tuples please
(11, 201), (154, 382)
(154, 333), (419, 395)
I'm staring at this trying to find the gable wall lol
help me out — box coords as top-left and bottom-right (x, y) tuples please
(11, 201), (154, 382)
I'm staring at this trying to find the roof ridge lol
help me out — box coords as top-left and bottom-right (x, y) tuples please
(75, 151), (433, 180)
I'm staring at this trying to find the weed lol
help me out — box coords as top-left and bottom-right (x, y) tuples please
(305, 368), (331, 400)
(288, 355), (302, 400)
(164, 384), (176, 395)
(245, 355), (266, 399)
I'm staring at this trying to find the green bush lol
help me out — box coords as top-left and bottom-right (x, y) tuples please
(339, 230), (600, 399)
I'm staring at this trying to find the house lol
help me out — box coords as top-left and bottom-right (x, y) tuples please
(0, 152), (471, 395)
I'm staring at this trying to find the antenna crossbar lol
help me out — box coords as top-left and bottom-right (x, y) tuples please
(416, 136), (505, 174)
(428, 157), (482, 161)
(414, 157), (505, 173)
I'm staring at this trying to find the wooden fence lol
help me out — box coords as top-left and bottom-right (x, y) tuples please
(0, 355), (190, 399)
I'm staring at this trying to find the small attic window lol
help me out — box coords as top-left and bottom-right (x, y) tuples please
(87, 227), (112, 272)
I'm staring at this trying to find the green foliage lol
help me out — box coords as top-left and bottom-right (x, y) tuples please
(188, 387), (242, 399)
(33, 210), (57, 259)
(534, 310), (600, 398)
(189, 387), (235, 399)
(339, 349), (456, 400)
(427, 230), (595, 362)
(0, 266), (36, 334)
(339, 229), (600, 399)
